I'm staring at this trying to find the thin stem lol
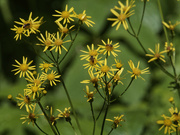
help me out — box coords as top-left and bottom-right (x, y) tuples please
(90, 102), (96, 135)
(54, 124), (61, 135)
(169, 55), (177, 77)
(157, 0), (169, 43)
(59, 21), (82, 65)
(95, 86), (106, 100)
(127, 18), (147, 54)
(69, 121), (78, 135)
(96, 101), (105, 121)
(57, 67), (82, 135)
(111, 77), (134, 103)
(37, 101), (57, 135)
(100, 104), (109, 135)
(137, 1), (147, 36)
(107, 128), (114, 135)
(34, 121), (48, 135)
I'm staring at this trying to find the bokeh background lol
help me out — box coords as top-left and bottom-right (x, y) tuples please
(0, 0), (180, 135)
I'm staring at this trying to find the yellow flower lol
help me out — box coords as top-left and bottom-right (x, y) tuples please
(56, 22), (75, 34)
(24, 84), (45, 99)
(80, 44), (100, 60)
(114, 0), (135, 12)
(83, 56), (104, 71)
(36, 31), (54, 52)
(83, 85), (96, 102)
(106, 115), (125, 129)
(113, 59), (123, 69)
(141, 0), (149, 1)
(128, 60), (149, 80)
(26, 73), (43, 86)
(96, 59), (119, 78)
(49, 107), (59, 125)
(98, 38), (121, 57)
(162, 21), (180, 34)
(146, 43), (168, 63)
(107, 3), (134, 30)
(169, 107), (180, 122)
(57, 107), (71, 122)
(16, 93), (33, 112)
(42, 70), (61, 86)
(11, 25), (26, 40)
(12, 56), (36, 78)
(81, 70), (99, 86)
(53, 5), (74, 24)
(74, 10), (95, 27)
(50, 32), (71, 54)
(7, 95), (13, 100)
(164, 42), (175, 53)
(14, 12), (43, 36)
(20, 104), (43, 125)
(39, 61), (53, 73)
(157, 114), (177, 135)
(113, 68), (124, 85)
(169, 97), (174, 104)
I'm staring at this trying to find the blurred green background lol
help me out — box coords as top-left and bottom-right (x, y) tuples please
(0, 0), (180, 135)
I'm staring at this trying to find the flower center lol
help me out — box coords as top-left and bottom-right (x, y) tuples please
(155, 53), (160, 59)
(89, 50), (97, 56)
(20, 64), (28, 71)
(116, 63), (123, 69)
(169, 25), (175, 30)
(78, 14), (87, 21)
(17, 27), (24, 34)
(62, 27), (69, 33)
(43, 63), (50, 68)
(29, 113), (36, 120)
(62, 11), (70, 18)
(47, 73), (55, 81)
(133, 68), (141, 76)
(164, 119), (172, 127)
(55, 39), (63, 46)
(105, 44), (114, 51)
(90, 77), (98, 84)
(88, 92), (94, 100)
(24, 95), (31, 104)
(44, 39), (52, 46)
(34, 79), (41, 85)
(101, 65), (110, 73)
(31, 86), (39, 92)
(118, 14), (127, 21)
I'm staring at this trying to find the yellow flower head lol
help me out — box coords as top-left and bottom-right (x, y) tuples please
(49, 107), (59, 125)
(157, 114), (177, 134)
(98, 38), (121, 57)
(81, 70), (99, 86)
(113, 59), (123, 69)
(53, 5), (75, 24)
(16, 93), (33, 112)
(128, 60), (149, 80)
(107, 2), (135, 30)
(39, 61), (53, 73)
(80, 44), (100, 60)
(50, 31), (71, 54)
(56, 22), (75, 35)
(113, 68), (124, 85)
(146, 43), (168, 63)
(106, 115), (125, 129)
(11, 25), (25, 40)
(36, 31), (54, 52)
(12, 56), (36, 78)
(42, 70), (61, 86)
(164, 42), (175, 53)
(83, 85), (96, 102)
(20, 104), (43, 125)
(162, 21), (180, 31)
(57, 107), (71, 122)
(114, 0), (136, 12)
(14, 12), (43, 36)
(169, 107), (180, 122)
(74, 10), (95, 27)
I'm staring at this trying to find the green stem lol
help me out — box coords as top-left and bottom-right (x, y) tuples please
(54, 124), (61, 135)
(169, 55), (177, 77)
(59, 21), (82, 65)
(96, 101), (105, 121)
(157, 0), (169, 43)
(69, 121), (78, 135)
(34, 121), (48, 135)
(95, 86), (105, 100)
(137, 0), (147, 36)
(107, 128), (114, 135)
(90, 102), (96, 135)
(100, 104), (109, 135)
(57, 67), (82, 135)
(127, 18), (147, 54)
(37, 101), (57, 135)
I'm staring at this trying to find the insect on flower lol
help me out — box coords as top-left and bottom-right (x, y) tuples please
(25, 95), (31, 101)
(89, 56), (95, 64)
(23, 23), (31, 29)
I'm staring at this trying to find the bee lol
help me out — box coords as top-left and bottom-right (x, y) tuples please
(106, 44), (113, 47)
(25, 95), (30, 101)
(89, 56), (95, 63)
(23, 23), (30, 29)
